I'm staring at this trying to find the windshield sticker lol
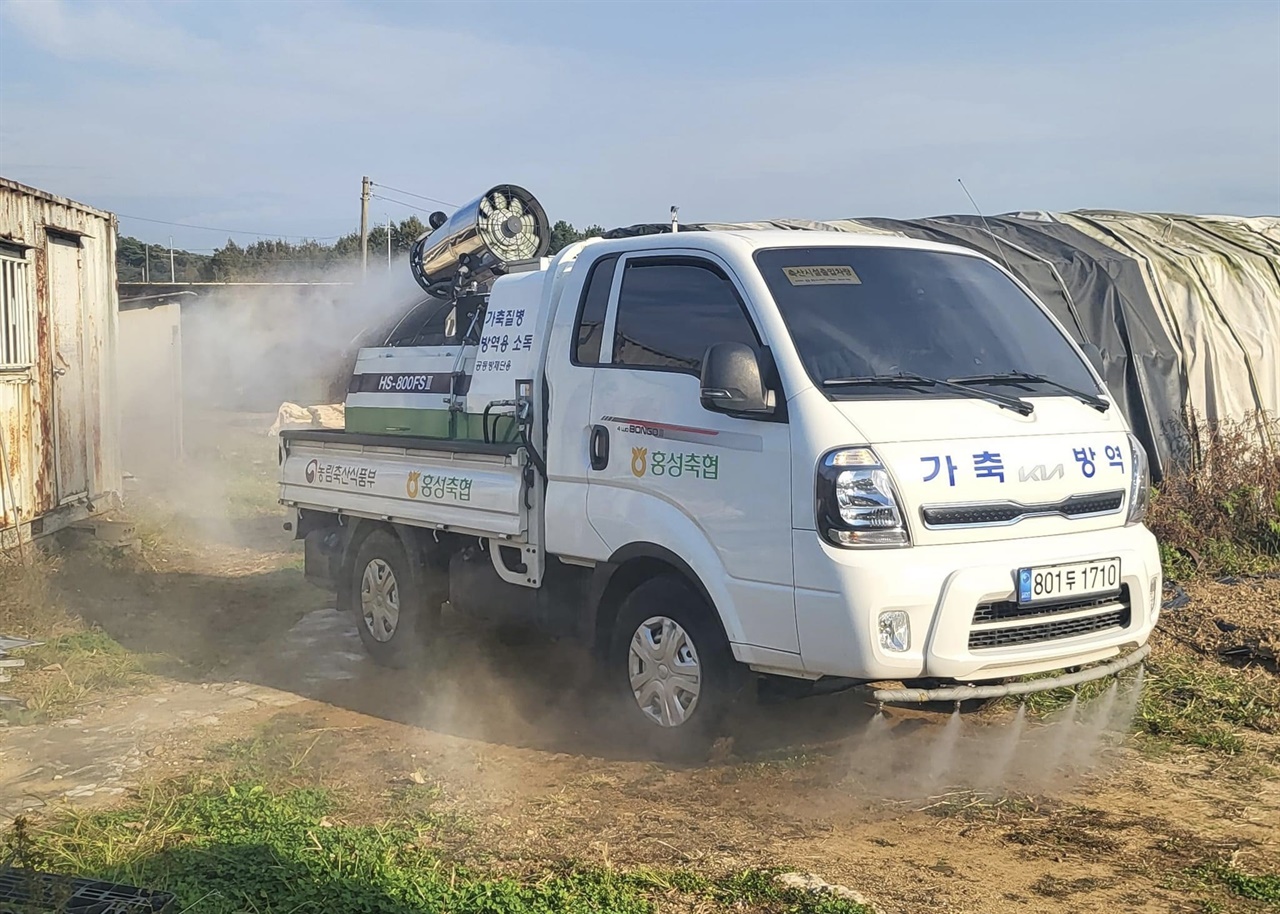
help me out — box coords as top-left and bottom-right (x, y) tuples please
(630, 447), (719, 480)
(782, 265), (861, 286)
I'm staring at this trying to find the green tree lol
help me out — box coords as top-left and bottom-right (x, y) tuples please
(118, 213), (594, 282)
(548, 221), (605, 255)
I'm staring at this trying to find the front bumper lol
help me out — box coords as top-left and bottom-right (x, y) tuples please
(793, 524), (1161, 682)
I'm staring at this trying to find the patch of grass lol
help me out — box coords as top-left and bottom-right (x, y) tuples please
(207, 731), (330, 784)
(4, 783), (874, 914)
(919, 791), (1046, 823)
(1192, 861), (1280, 906)
(1030, 874), (1116, 898)
(1, 548), (156, 723)
(1, 629), (147, 724)
(1137, 654), (1279, 755)
(720, 749), (827, 783)
(0, 550), (69, 636)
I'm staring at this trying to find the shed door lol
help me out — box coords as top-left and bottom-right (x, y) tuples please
(48, 236), (89, 503)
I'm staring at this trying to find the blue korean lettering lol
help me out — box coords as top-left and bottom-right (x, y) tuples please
(972, 450), (1005, 482)
(1073, 446), (1097, 478)
(921, 455), (958, 487)
(1105, 444), (1125, 471)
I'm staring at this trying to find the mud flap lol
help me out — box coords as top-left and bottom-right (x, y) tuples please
(303, 527), (344, 591)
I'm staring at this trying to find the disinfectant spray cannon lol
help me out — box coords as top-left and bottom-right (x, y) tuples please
(409, 185), (551, 299)
(345, 185), (553, 444)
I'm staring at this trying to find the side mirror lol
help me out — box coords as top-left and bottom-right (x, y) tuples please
(701, 342), (774, 414)
(1080, 341), (1105, 375)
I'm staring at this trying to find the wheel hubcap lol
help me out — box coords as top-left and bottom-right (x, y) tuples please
(628, 616), (701, 728)
(360, 559), (400, 643)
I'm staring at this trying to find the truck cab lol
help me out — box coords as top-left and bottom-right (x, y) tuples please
(282, 222), (1160, 757)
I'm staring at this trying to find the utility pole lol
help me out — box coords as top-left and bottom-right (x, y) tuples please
(144, 244), (150, 282)
(387, 215), (392, 271)
(360, 176), (371, 278)
(169, 236), (176, 282)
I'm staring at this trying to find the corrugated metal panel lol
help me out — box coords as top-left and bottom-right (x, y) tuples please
(0, 177), (120, 546)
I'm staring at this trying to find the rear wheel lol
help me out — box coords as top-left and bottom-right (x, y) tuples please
(608, 575), (743, 760)
(351, 530), (438, 668)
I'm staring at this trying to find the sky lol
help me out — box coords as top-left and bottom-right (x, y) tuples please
(1, 0), (1277, 251)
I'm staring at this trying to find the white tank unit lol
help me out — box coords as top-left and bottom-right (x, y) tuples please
(464, 268), (550, 415)
(344, 185), (555, 441)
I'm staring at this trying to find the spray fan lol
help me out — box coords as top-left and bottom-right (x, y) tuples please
(409, 184), (550, 298)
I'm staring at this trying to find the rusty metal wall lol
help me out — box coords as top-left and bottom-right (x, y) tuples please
(0, 176), (120, 546)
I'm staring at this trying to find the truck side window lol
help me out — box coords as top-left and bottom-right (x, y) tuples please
(612, 259), (758, 374)
(573, 254), (619, 365)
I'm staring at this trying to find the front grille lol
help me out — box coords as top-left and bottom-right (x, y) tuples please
(922, 490), (1125, 528)
(968, 586), (1131, 650)
(973, 588), (1127, 624)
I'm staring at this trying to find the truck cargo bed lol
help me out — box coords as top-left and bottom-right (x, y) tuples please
(279, 429), (528, 539)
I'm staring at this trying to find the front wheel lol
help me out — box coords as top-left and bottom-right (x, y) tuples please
(608, 575), (744, 760)
(350, 529), (437, 668)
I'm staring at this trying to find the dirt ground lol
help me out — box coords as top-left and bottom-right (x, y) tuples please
(2, 412), (1277, 914)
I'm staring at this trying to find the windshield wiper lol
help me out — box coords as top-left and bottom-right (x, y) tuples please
(949, 372), (1110, 412)
(823, 372), (1034, 416)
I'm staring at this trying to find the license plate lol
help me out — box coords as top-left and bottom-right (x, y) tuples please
(1017, 558), (1121, 604)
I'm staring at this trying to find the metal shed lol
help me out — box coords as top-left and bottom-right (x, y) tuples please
(0, 177), (121, 549)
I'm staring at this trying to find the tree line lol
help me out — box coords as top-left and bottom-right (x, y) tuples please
(117, 218), (605, 282)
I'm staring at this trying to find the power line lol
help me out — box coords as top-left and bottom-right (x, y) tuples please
(369, 193), (442, 216)
(370, 182), (456, 208)
(116, 212), (344, 240)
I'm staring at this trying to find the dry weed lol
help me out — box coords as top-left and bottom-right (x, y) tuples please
(1148, 412), (1280, 579)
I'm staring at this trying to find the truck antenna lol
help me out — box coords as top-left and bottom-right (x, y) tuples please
(670, 205), (679, 234)
(957, 178), (1012, 273)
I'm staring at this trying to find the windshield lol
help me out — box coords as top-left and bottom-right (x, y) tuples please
(754, 246), (1099, 399)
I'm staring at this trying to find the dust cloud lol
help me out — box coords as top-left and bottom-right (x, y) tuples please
(838, 671), (1148, 801)
(116, 259), (424, 548)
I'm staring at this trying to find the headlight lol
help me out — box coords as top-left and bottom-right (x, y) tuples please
(1125, 433), (1150, 526)
(816, 447), (910, 547)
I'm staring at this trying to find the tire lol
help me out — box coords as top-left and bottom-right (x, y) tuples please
(350, 529), (439, 668)
(607, 575), (744, 761)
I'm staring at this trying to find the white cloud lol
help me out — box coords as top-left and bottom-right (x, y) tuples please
(1, 0), (1275, 246)
(1, 0), (220, 70)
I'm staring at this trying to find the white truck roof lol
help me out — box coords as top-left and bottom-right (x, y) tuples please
(570, 228), (993, 262)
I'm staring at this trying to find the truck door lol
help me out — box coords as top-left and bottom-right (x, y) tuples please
(584, 252), (797, 655)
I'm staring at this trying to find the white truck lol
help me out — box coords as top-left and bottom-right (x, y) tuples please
(280, 186), (1160, 756)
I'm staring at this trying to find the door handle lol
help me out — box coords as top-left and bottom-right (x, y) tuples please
(589, 425), (610, 471)
(53, 367), (67, 377)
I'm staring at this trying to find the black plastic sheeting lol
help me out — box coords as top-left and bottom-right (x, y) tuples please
(604, 218), (1185, 478)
